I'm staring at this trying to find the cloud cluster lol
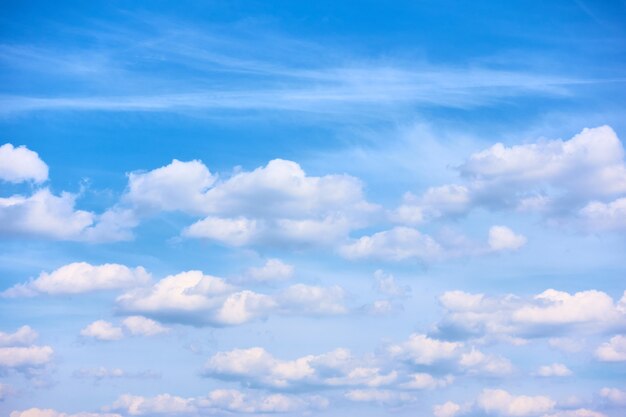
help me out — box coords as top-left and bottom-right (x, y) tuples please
(2, 262), (150, 297)
(80, 317), (169, 341)
(393, 126), (626, 232)
(116, 270), (347, 326)
(0, 326), (53, 376)
(0, 143), (48, 184)
(435, 289), (626, 341)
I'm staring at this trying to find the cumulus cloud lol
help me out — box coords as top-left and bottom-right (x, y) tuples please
(0, 143), (48, 184)
(387, 334), (462, 365)
(435, 289), (626, 340)
(393, 126), (626, 231)
(534, 363), (573, 377)
(599, 387), (626, 406)
(595, 335), (626, 362)
(488, 226), (527, 251)
(116, 270), (347, 326)
(2, 262), (150, 297)
(79, 317), (169, 341)
(0, 326), (53, 374)
(107, 390), (328, 415)
(0, 326), (38, 346)
(340, 227), (442, 261)
(433, 401), (462, 417)
(243, 259), (294, 283)
(476, 389), (555, 416)
(80, 321), (124, 341)
(580, 198), (626, 232)
(126, 158), (378, 247)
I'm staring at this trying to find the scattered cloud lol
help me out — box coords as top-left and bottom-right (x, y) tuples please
(595, 335), (626, 362)
(0, 143), (48, 184)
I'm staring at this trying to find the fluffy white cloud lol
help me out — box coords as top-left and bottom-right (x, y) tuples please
(488, 226), (527, 251)
(0, 326), (38, 346)
(400, 373), (453, 390)
(534, 363), (572, 377)
(0, 143), (48, 184)
(80, 321), (123, 341)
(203, 346), (400, 390)
(373, 270), (410, 297)
(0, 346), (54, 368)
(595, 335), (626, 362)
(127, 158), (378, 247)
(458, 349), (514, 376)
(244, 259), (294, 283)
(10, 409), (122, 417)
(2, 262), (150, 297)
(0, 326), (53, 374)
(121, 316), (168, 336)
(125, 159), (215, 214)
(0, 189), (94, 240)
(476, 389), (555, 416)
(107, 390), (327, 415)
(387, 334), (461, 365)
(116, 270), (347, 326)
(599, 387), (626, 406)
(580, 197), (626, 232)
(433, 401), (462, 417)
(340, 227), (442, 261)
(436, 289), (626, 340)
(393, 126), (626, 230)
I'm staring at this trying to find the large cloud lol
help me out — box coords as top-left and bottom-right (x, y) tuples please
(2, 262), (150, 297)
(435, 289), (626, 341)
(116, 270), (348, 326)
(0, 143), (48, 184)
(393, 126), (626, 231)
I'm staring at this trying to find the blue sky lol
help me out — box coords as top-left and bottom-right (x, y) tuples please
(1, 1), (626, 416)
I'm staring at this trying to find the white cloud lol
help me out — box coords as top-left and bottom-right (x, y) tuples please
(0, 326), (38, 346)
(128, 158), (378, 247)
(244, 259), (294, 283)
(122, 316), (169, 336)
(400, 373), (453, 390)
(0, 346), (54, 368)
(488, 226), (527, 251)
(534, 363), (572, 377)
(0, 143), (48, 184)
(458, 349), (514, 376)
(116, 270), (347, 326)
(0, 189), (94, 240)
(10, 409), (122, 417)
(2, 262), (150, 297)
(595, 335), (626, 362)
(373, 270), (410, 297)
(387, 334), (462, 365)
(580, 197), (626, 232)
(340, 227), (442, 261)
(393, 126), (626, 230)
(599, 387), (626, 406)
(476, 389), (555, 416)
(436, 289), (626, 340)
(433, 401), (462, 417)
(80, 321), (123, 341)
(125, 159), (215, 214)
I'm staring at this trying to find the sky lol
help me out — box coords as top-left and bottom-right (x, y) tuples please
(1, 1), (626, 416)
